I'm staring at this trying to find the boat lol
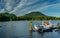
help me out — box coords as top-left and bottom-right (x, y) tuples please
(34, 21), (53, 32)
(53, 22), (60, 29)
(57, 22), (60, 28)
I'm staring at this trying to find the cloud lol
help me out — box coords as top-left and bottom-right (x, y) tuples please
(10, 0), (60, 15)
(10, 0), (40, 13)
(10, 0), (28, 13)
(38, 3), (60, 17)
(0, 0), (60, 17)
(39, 3), (60, 11)
(4, 0), (21, 12)
(0, 9), (5, 13)
(10, 0), (49, 15)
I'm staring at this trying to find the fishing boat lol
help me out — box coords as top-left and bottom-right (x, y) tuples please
(34, 21), (53, 32)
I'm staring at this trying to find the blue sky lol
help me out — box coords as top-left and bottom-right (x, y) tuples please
(0, 0), (60, 17)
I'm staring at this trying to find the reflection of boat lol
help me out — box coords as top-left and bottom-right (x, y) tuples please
(34, 21), (53, 32)
(0, 26), (2, 28)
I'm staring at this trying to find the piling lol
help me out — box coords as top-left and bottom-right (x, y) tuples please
(29, 21), (33, 32)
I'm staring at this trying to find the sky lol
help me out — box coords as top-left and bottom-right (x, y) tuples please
(0, 0), (60, 17)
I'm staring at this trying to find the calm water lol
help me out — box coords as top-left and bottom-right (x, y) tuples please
(0, 20), (60, 38)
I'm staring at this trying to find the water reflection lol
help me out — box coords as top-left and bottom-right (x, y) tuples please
(39, 32), (44, 36)
(0, 21), (60, 38)
(58, 29), (60, 33)
(29, 31), (33, 38)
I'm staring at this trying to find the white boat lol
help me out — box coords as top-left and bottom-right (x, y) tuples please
(42, 21), (53, 29)
(34, 21), (53, 32)
(34, 25), (40, 30)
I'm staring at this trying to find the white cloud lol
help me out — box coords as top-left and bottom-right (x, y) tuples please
(39, 3), (60, 11)
(0, 9), (5, 13)
(0, 0), (60, 16)
(10, 0), (40, 13)
(10, 0), (28, 13)
(10, 0), (49, 14)
(5, 0), (21, 12)
(5, 0), (12, 10)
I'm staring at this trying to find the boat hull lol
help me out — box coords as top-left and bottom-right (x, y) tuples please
(37, 28), (53, 33)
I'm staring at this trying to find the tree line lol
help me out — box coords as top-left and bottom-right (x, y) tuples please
(17, 16), (60, 20)
(0, 12), (60, 21)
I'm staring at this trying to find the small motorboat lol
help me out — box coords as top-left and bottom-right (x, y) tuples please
(34, 21), (53, 32)
(34, 25), (40, 30)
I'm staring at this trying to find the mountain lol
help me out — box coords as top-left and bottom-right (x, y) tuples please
(24, 12), (46, 17)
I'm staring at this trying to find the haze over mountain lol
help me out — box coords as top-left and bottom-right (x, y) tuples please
(0, 0), (60, 17)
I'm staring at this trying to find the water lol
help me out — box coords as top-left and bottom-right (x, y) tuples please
(0, 20), (60, 38)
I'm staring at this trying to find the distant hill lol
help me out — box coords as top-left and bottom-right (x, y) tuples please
(0, 13), (16, 21)
(24, 12), (46, 17)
